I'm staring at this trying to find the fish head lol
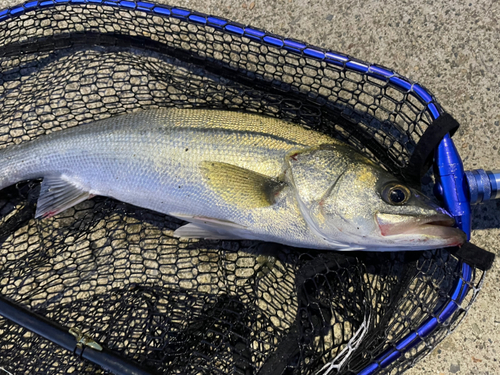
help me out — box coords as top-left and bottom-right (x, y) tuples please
(286, 145), (466, 251)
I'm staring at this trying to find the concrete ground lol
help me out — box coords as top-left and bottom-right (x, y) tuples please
(0, 0), (498, 374)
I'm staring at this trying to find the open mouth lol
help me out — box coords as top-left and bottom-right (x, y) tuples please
(376, 212), (466, 246)
(416, 214), (456, 228)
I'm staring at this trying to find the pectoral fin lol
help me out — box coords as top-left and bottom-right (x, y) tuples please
(35, 175), (91, 218)
(200, 161), (284, 209)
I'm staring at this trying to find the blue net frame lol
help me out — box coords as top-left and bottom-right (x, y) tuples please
(0, 1), (483, 375)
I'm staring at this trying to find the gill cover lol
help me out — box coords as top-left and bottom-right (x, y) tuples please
(285, 144), (365, 249)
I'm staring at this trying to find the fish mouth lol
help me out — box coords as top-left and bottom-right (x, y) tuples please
(375, 212), (466, 247)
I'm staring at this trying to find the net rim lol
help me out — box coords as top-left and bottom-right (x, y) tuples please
(0, 1), (476, 374)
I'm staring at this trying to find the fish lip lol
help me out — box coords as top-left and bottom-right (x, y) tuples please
(375, 212), (466, 246)
(414, 213), (456, 227)
(376, 212), (455, 232)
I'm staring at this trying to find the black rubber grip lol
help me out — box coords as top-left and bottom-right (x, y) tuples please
(451, 242), (496, 271)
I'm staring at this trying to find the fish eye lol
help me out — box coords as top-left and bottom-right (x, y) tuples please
(382, 184), (411, 205)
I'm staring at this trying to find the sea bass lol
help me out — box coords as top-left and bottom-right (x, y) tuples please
(0, 108), (465, 251)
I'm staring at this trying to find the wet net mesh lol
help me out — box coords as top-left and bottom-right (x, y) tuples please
(0, 2), (485, 375)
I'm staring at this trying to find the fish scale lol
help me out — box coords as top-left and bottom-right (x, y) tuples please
(0, 109), (334, 247)
(0, 108), (465, 251)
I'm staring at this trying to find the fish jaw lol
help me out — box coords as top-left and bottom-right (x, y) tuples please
(375, 212), (467, 248)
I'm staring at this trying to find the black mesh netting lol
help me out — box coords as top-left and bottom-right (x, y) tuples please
(0, 2), (486, 375)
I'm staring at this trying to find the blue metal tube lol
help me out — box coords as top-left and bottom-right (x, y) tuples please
(435, 134), (471, 240)
(465, 169), (500, 204)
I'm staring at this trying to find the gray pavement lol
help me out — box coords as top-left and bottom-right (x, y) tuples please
(0, 0), (498, 373)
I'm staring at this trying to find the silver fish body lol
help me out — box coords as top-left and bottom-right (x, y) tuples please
(0, 108), (465, 251)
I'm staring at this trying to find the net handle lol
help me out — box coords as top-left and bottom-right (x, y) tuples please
(0, 296), (155, 375)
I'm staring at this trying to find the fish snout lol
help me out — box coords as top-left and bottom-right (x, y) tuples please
(375, 212), (466, 247)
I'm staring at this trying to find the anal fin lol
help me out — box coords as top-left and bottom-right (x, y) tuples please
(174, 223), (242, 240)
(172, 214), (248, 240)
(35, 175), (91, 218)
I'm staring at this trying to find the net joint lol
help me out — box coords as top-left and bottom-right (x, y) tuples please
(69, 327), (103, 352)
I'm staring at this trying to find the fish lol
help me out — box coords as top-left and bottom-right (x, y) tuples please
(0, 108), (466, 251)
